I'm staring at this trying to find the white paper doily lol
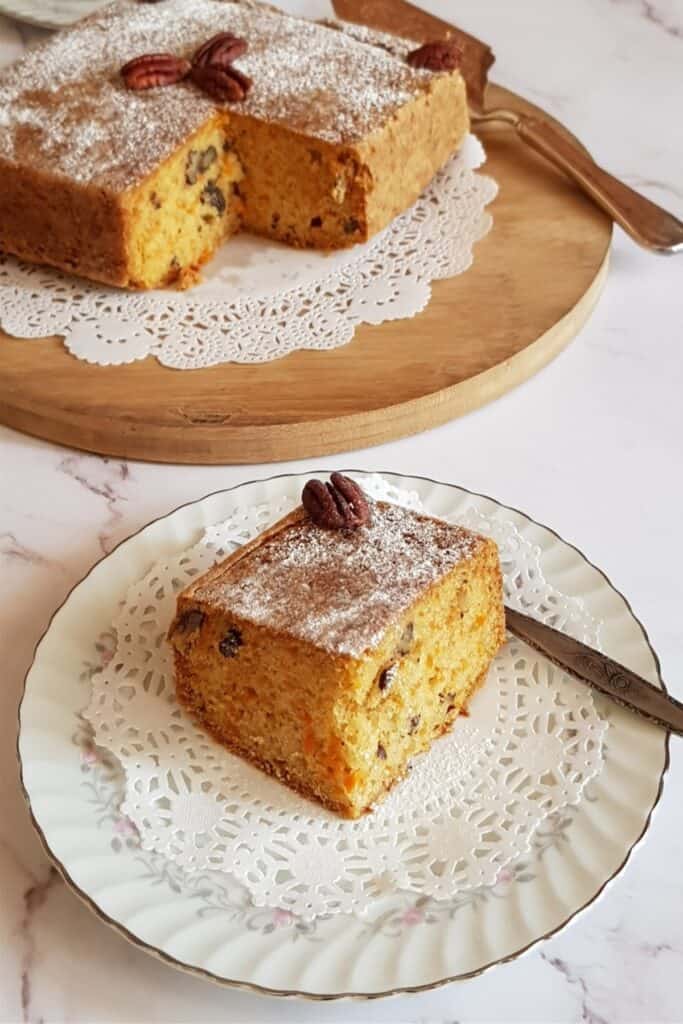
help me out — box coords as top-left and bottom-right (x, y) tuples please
(0, 136), (495, 369)
(83, 476), (607, 919)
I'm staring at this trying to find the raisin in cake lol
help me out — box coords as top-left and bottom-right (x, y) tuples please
(0, 0), (469, 290)
(169, 475), (505, 819)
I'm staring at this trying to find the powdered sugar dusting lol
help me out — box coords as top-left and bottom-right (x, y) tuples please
(0, 0), (436, 190)
(192, 501), (482, 656)
(322, 18), (415, 60)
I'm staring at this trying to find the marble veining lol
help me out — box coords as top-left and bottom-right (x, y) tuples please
(620, 0), (683, 39)
(0, 0), (682, 1021)
(57, 455), (131, 554)
(19, 866), (60, 1024)
(540, 953), (610, 1024)
(0, 531), (60, 569)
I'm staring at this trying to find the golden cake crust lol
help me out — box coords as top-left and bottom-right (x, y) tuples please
(174, 501), (487, 657)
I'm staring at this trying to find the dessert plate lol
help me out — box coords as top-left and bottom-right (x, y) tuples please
(18, 471), (668, 999)
(0, 0), (105, 29)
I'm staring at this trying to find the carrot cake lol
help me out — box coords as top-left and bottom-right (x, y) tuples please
(169, 474), (505, 818)
(0, 0), (468, 289)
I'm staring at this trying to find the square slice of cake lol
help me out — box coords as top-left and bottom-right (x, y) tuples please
(169, 475), (505, 818)
(0, 0), (469, 289)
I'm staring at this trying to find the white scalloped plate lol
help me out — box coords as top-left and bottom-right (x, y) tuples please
(0, 0), (106, 28)
(18, 472), (669, 999)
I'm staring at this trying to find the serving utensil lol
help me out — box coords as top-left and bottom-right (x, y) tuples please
(332, 0), (683, 254)
(506, 607), (682, 735)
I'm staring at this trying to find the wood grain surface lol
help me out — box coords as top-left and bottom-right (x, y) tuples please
(0, 87), (612, 464)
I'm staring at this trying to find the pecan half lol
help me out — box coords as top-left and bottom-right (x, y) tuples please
(377, 663), (398, 693)
(406, 39), (463, 72)
(219, 627), (244, 658)
(190, 63), (252, 102)
(170, 608), (205, 636)
(396, 621), (414, 657)
(121, 53), (191, 90)
(193, 32), (248, 70)
(301, 473), (371, 530)
(201, 181), (226, 214)
(221, 65), (251, 94)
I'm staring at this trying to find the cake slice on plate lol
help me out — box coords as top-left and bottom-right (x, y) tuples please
(169, 475), (505, 818)
(0, 0), (468, 290)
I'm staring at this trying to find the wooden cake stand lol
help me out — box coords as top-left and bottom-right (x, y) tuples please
(0, 87), (611, 464)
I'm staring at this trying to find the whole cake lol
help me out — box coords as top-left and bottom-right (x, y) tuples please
(0, 0), (469, 290)
(169, 475), (505, 818)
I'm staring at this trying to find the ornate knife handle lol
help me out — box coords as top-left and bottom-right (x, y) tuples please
(558, 647), (683, 733)
(505, 607), (683, 735)
(503, 112), (683, 254)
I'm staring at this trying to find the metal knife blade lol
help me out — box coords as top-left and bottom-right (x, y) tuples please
(506, 606), (682, 736)
(331, 0), (494, 110)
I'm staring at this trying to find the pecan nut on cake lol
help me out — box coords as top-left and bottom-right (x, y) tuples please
(169, 475), (505, 819)
(0, 0), (469, 290)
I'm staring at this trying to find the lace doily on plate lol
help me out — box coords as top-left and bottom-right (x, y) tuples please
(0, 136), (495, 370)
(83, 476), (607, 919)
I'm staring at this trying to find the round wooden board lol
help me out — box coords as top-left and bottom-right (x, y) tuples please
(0, 86), (611, 465)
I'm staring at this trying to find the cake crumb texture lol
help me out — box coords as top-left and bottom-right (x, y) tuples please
(170, 500), (505, 818)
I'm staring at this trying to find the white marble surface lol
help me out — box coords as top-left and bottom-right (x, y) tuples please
(1, 0), (682, 1021)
